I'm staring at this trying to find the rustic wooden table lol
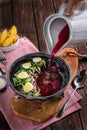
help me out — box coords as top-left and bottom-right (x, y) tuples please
(0, 0), (87, 130)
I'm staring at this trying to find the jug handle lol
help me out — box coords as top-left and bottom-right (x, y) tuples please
(58, 3), (66, 16)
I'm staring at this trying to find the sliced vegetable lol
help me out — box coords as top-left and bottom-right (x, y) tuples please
(17, 72), (28, 79)
(22, 62), (31, 69)
(33, 57), (42, 63)
(23, 82), (33, 92)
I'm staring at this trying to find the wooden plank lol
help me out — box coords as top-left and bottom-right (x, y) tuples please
(43, 127), (51, 130)
(32, 0), (55, 52)
(52, 0), (61, 13)
(51, 113), (82, 130)
(11, 0), (38, 48)
(0, 0), (12, 29)
(74, 44), (87, 130)
(79, 100), (87, 130)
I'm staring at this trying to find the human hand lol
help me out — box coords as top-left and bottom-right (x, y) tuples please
(61, 0), (83, 16)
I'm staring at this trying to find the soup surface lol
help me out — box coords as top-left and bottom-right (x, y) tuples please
(12, 57), (62, 97)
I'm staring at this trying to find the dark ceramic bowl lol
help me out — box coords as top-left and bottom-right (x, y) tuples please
(8, 52), (70, 101)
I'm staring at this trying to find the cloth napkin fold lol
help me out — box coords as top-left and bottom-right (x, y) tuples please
(0, 37), (82, 130)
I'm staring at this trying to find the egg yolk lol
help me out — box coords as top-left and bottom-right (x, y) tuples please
(17, 72), (28, 79)
(23, 82), (33, 92)
(33, 57), (42, 63)
(22, 62), (31, 69)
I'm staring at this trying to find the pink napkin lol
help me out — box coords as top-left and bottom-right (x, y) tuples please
(0, 37), (82, 130)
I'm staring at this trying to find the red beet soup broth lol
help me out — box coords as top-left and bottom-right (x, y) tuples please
(39, 24), (69, 96)
(36, 58), (62, 96)
(51, 24), (69, 56)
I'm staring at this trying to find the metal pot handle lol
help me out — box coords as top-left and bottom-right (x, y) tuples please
(58, 3), (66, 16)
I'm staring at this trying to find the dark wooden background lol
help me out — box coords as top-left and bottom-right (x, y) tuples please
(0, 0), (87, 130)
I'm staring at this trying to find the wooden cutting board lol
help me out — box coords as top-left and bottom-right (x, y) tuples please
(11, 48), (78, 122)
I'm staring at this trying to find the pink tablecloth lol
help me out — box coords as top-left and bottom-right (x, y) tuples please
(0, 37), (82, 130)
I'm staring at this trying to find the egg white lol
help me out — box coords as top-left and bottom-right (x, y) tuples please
(23, 82), (33, 92)
(33, 57), (42, 63)
(17, 72), (28, 79)
(22, 62), (31, 69)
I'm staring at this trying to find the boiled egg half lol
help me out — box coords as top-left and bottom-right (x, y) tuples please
(22, 62), (31, 69)
(33, 57), (42, 63)
(23, 82), (33, 92)
(17, 72), (28, 79)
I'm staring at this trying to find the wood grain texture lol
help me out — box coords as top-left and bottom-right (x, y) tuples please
(12, 0), (38, 48)
(32, 0), (55, 52)
(0, 0), (12, 29)
(0, 0), (87, 130)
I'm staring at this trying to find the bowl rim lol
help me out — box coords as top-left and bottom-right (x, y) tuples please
(8, 52), (70, 100)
